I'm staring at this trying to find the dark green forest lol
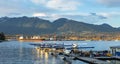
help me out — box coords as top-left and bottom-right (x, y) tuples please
(0, 32), (5, 41)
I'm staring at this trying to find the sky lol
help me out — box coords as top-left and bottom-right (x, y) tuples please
(0, 0), (120, 27)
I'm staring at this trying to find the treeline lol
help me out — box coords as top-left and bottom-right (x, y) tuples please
(0, 32), (5, 41)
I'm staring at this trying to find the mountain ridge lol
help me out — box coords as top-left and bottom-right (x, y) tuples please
(0, 17), (119, 35)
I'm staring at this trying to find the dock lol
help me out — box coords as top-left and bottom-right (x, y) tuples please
(113, 56), (120, 60)
(95, 56), (120, 60)
(30, 43), (64, 49)
(62, 54), (109, 64)
(75, 57), (109, 64)
(30, 43), (113, 64)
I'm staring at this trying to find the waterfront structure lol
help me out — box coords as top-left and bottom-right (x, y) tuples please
(5, 32), (120, 41)
(18, 35), (45, 42)
(110, 46), (120, 56)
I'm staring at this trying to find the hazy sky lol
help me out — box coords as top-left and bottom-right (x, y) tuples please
(0, 0), (120, 27)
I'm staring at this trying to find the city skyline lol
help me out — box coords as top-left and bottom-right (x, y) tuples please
(0, 0), (120, 27)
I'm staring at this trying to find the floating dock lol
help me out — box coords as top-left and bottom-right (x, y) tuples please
(30, 43), (94, 49)
(95, 56), (120, 60)
(30, 43), (64, 49)
(59, 53), (109, 64)
(75, 57), (109, 64)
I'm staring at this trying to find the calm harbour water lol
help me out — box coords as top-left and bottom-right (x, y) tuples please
(0, 41), (120, 64)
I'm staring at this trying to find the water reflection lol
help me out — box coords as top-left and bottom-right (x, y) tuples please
(0, 41), (61, 64)
(106, 60), (120, 64)
(34, 47), (64, 64)
(3, 41), (118, 64)
(19, 42), (23, 60)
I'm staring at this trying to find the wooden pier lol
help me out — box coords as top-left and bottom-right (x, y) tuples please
(75, 56), (120, 64)
(75, 57), (109, 64)
(62, 54), (109, 64)
(95, 56), (120, 60)
(31, 43), (120, 64)
(113, 56), (120, 60)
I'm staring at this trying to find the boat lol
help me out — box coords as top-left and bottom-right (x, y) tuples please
(59, 43), (94, 63)
(30, 43), (64, 49)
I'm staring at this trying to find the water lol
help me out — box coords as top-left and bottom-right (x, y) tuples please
(0, 41), (120, 64)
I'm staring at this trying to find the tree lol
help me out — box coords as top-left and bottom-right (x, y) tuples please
(0, 32), (5, 40)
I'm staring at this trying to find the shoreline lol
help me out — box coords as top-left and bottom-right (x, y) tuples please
(16, 39), (120, 42)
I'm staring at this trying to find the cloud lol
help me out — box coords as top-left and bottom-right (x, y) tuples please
(90, 13), (107, 19)
(0, 0), (34, 17)
(98, 12), (120, 18)
(0, 0), (81, 17)
(31, 0), (81, 11)
(36, 13), (107, 23)
(46, 0), (80, 11)
(98, 0), (120, 7)
(33, 13), (47, 17)
(0, 0), (58, 17)
(97, 13), (110, 17)
(80, 13), (107, 23)
(8, 13), (21, 15)
(31, 0), (47, 4)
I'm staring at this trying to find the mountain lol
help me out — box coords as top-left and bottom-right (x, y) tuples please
(0, 17), (119, 35)
(0, 16), (54, 35)
(118, 27), (120, 29)
(54, 19), (118, 33)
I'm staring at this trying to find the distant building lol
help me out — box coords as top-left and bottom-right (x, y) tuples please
(19, 36), (24, 40)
